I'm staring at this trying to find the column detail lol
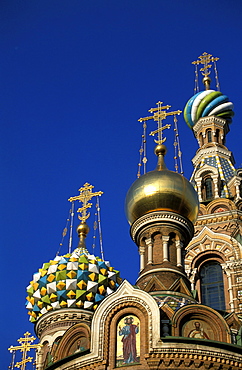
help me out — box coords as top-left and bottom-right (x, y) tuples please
(139, 246), (145, 271)
(222, 263), (235, 311)
(211, 174), (219, 198)
(195, 179), (203, 202)
(234, 180), (241, 201)
(145, 238), (153, 265)
(162, 236), (170, 262)
(176, 239), (183, 267)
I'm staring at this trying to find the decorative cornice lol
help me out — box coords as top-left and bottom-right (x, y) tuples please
(146, 345), (242, 369)
(131, 211), (194, 245)
(136, 267), (188, 282)
(35, 309), (93, 338)
(193, 115), (227, 134)
(44, 341), (242, 370)
(222, 260), (242, 269)
(192, 145), (233, 168)
(195, 209), (242, 226)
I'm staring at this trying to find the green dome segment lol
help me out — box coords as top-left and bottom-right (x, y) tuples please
(195, 91), (223, 121)
(26, 248), (122, 323)
(184, 90), (234, 129)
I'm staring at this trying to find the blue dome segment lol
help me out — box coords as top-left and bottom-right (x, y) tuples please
(184, 91), (203, 129)
(202, 94), (229, 117)
(26, 248), (122, 323)
(184, 90), (234, 128)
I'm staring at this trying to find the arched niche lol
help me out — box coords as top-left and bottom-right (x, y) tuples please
(172, 304), (230, 343)
(54, 323), (90, 362)
(89, 280), (160, 370)
(207, 198), (236, 214)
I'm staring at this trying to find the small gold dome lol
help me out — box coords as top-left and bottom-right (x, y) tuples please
(125, 146), (199, 225)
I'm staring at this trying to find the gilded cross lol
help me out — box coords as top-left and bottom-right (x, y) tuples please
(68, 183), (103, 223)
(8, 332), (42, 370)
(192, 52), (219, 78)
(138, 101), (182, 144)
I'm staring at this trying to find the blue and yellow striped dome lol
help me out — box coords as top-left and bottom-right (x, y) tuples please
(184, 90), (234, 129)
(26, 248), (122, 323)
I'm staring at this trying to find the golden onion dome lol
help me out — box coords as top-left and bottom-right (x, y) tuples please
(125, 144), (199, 225)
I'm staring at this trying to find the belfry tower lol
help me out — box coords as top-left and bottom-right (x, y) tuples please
(184, 52), (242, 315)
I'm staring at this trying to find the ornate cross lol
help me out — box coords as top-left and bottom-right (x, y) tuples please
(192, 52), (219, 78)
(138, 101), (182, 144)
(68, 183), (103, 223)
(8, 332), (42, 370)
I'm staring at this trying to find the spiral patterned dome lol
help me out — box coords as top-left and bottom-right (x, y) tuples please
(184, 90), (234, 129)
(26, 248), (122, 323)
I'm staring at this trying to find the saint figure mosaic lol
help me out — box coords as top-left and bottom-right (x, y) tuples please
(116, 315), (140, 367)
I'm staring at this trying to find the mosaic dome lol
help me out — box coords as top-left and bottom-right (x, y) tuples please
(184, 90), (234, 129)
(26, 248), (122, 323)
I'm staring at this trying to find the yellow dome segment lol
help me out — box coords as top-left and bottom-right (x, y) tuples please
(125, 149), (199, 225)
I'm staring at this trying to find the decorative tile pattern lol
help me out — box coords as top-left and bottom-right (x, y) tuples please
(26, 248), (122, 323)
(154, 295), (194, 312)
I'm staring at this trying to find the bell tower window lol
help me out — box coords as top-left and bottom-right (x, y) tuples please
(215, 129), (220, 143)
(200, 262), (225, 311)
(207, 130), (212, 143)
(202, 177), (214, 201)
(205, 178), (213, 199)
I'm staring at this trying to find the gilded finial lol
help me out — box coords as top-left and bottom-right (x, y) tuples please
(68, 183), (103, 249)
(138, 101), (182, 144)
(154, 144), (167, 171)
(192, 52), (219, 90)
(8, 332), (42, 370)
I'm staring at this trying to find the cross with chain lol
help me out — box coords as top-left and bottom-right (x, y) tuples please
(8, 332), (42, 370)
(138, 101), (182, 144)
(192, 52), (219, 78)
(68, 182), (103, 223)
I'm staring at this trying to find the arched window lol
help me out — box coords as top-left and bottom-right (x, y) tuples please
(207, 130), (212, 143)
(204, 177), (213, 200)
(200, 262), (225, 311)
(215, 129), (220, 143)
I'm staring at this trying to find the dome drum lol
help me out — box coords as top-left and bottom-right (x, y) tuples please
(136, 269), (192, 292)
(130, 211), (194, 247)
(35, 308), (93, 340)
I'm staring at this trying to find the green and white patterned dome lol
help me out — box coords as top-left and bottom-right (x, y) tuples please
(26, 247), (122, 323)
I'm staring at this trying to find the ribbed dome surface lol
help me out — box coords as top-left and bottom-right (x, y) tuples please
(184, 90), (234, 129)
(26, 248), (122, 323)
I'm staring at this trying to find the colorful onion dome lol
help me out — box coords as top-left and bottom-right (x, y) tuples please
(125, 145), (199, 225)
(26, 248), (122, 323)
(184, 90), (234, 129)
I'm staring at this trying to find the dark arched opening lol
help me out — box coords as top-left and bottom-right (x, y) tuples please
(200, 262), (225, 311)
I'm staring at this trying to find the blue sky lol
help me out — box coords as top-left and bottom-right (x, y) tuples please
(1, 1), (242, 367)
